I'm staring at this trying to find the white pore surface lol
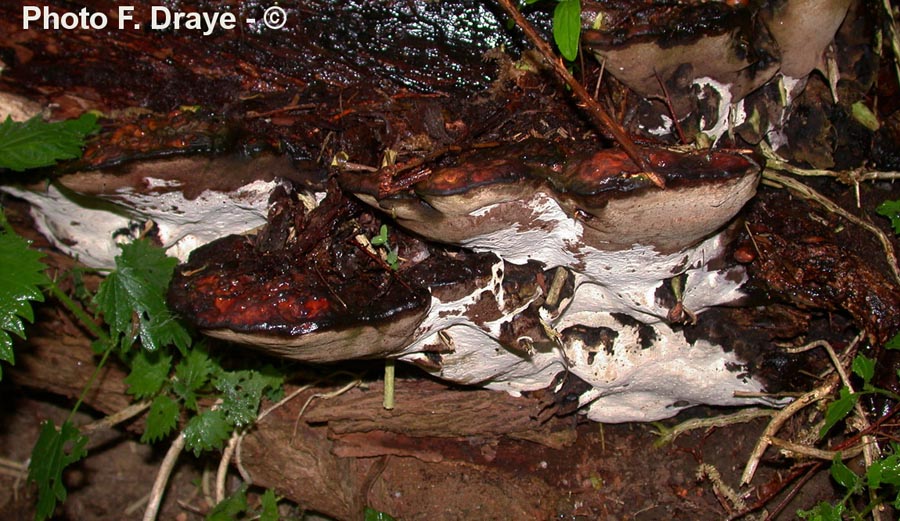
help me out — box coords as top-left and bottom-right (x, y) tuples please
(399, 191), (778, 422)
(2, 179), (277, 268)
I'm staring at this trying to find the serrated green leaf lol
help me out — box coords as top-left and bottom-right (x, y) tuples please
(173, 347), (214, 411)
(215, 369), (283, 429)
(0, 226), (50, 379)
(28, 420), (89, 521)
(868, 451), (900, 489)
(830, 453), (861, 492)
(876, 199), (900, 235)
(206, 485), (248, 521)
(819, 387), (858, 438)
(886, 332), (900, 350)
(259, 489), (280, 521)
(365, 507), (397, 521)
(184, 409), (231, 456)
(553, 0), (582, 61)
(125, 349), (172, 399)
(0, 114), (98, 172)
(141, 394), (180, 444)
(797, 501), (845, 521)
(851, 354), (875, 386)
(94, 239), (190, 353)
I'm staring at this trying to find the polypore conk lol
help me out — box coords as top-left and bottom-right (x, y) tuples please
(165, 143), (772, 422)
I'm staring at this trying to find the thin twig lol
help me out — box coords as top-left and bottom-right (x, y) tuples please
(142, 431), (186, 521)
(81, 400), (152, 434)
(494, 0), (661, 186)
(741, 376), (839, 485)
(216, 433), (240, 504)
(653, 408), (775, 447)
(768, 436), (865, 461)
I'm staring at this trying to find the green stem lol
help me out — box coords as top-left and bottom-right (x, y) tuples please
(46, 280), (110, 344)
(66, 345), (113, 423)
(44, 280), (115, 422)
(383, 359), (395, 410)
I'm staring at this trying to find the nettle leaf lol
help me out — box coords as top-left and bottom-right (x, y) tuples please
(851, 354), (875, 387)
(207, 485), (248, 521)
(94, 239), (190, 352)
(125, 349), (172, 399)
(259, 489), (280, 521)
(553, 0), (582, 61)
(28, 420), (89, 521)
(0, 227), (50, 378)
(819, 387), (858, 438)
(215, 368), (285, 428)
(364, 507), (397, 521)
(173, 347), (215, 411)
(830, 454), (862, 493)
(797, 501), (845, 521)
(876, 199), (900, 235)
(0, 113), (98, 172)
(886, 332), (900, 350)
(141, 394), (180, 444)
(184, 409), (230, 456)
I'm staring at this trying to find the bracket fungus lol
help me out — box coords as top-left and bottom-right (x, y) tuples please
(166, 144), (771, 422)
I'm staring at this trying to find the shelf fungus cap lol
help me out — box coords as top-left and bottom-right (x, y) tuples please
(344, 144), (759, 254)
(167, 216), (432, 363)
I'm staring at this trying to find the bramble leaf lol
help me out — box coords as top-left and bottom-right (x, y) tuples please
(877, 199), (900, 235)
(0, 114), (98, 172)
(125, 349), (172, 399)
(184, 409), (230, 456)
(819, 387), (858, 438)
(553, 0), (582, 61)
(851, 354), (875, 387)
(28, 420), (89, 521)
(173, 347), (214, 411)
(0, 225), (50, 379)
(215, 368), (284, 429)
(94, 239), (190, 353)
(141, 394), (180, 444)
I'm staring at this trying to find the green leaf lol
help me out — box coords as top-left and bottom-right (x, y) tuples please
(851, 354), (875, 386)
(94, 239), (190, 353)
(819, 387), (858, 438)
(867, 448), (900, 489)
(258, 489), (280, 521)
(364, 507), (397, 521)
(0, 225), (50, 379)
(28, 420), (89, 521)
(124, 349), (172, 399)
(830, 453), (861, 492)
(876, 199), (900, 235)
(184, 409), (231, 456)
(0, 114), (98, 172)
(141, 394), (180, 444)
(173, 347), (214, 411)
(206, 485), (248, 521)
(371, 224), (389, 246)
(851, 101), (880, 131)
(797, 501), (845, 521)
(215, 368), (284, 429)
(553, 0), (582, 61)
(886, 332), (900, 350)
